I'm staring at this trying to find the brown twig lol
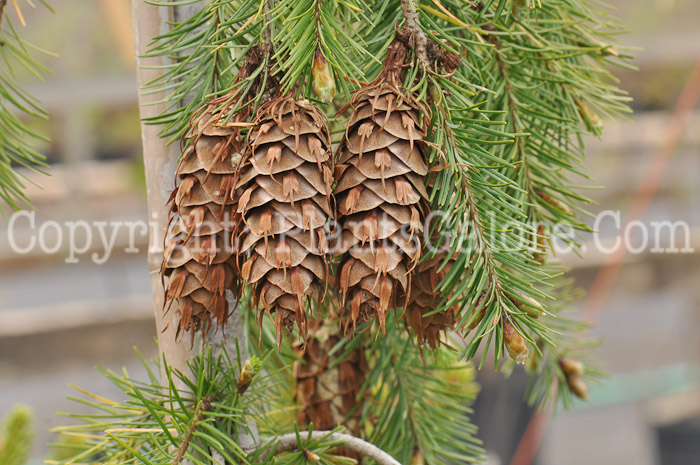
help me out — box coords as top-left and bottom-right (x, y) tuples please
(173, 397), (214, 465)
(261, 0), (273, 57)
(400, 0), (429, 70)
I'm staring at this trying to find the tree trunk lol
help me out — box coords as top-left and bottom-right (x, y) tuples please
(132, 0), (191, 377)
(132, 0), (248, 381)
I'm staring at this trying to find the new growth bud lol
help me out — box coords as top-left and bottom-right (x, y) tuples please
(559, 358), (584, 377)
(504, 319), (529, 364)
(576, 99), (603, 136)
(410, 449), (425, 465)
(304, 450), (321, 462)
(566, 374), (589, 401)
(429, 84), (442, 104)
(559, 357), (588, 400)
(534, 188), (573, 216)
(508, 291), (545, 319)
(237, 356), (262, 395)
(532, 223), (547, 264)
(312, 49), (336, 103)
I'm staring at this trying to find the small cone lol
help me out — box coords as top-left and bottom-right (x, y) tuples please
(559, 358), (584, 377)
(236, 97), (334, 342)
(504, 319), (529, 364)
(566, 374), (589, 401)
(294, 318), (367, 456)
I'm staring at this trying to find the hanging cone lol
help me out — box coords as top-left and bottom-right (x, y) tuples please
(236, 97), (334, 343)
(402, 252), (458, 348)
(400, 189), (466, 348)
(162, 48), (263, 341)
(161, 107), (242, 341)
(335, 39), (430, 333)
(294, 319), (367, 446)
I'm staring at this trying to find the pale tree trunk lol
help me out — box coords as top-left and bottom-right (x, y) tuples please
(131, 0), (246, 379)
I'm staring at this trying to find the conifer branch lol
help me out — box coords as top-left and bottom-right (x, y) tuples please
(489, 36), (589, 241)
(362, 323), (484, 463)
(173, 396), (214, 465)
(433, 98), (547, 363)
(51, 349), (275, 465)
(407, 0), (633, 373)
(482, 27), (608, 396)
(520, 272), (605, 408)
(0, 0), (52, 212)
(273, 0), (372, 97)
(144, 0), (266, 143)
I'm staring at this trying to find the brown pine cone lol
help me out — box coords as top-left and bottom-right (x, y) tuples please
(161, 48), (263, 342)
(335, 41), (430, 333)
(162, 108), (242, 341)
(236, 97), (334, 343)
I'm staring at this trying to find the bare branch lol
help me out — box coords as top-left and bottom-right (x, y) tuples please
(172, 398), (213, 465)
(255, 431), (401, 465)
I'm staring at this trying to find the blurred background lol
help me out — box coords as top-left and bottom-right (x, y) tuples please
(0, 1), (698, 464)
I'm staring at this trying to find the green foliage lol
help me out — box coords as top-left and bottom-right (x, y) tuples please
(48, 434), (92, 463)
(0, 404), (34, 465)
(413, 0), (633, 372)
(0, 0), (53, 213)
(50, 347), (361, 465)
(144, 0), (274, 143)
(521, 265), (606, 410)
(268, 427), (357, 465)
(147, 0), (632, 420)
(272, 0), (374, 99)
(242, 298), (484, 465)
(361, 318), (484, 464)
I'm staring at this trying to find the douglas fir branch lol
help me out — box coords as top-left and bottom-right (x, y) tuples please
(156, 0), (630, 404)
(45, 1), (634, 464)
